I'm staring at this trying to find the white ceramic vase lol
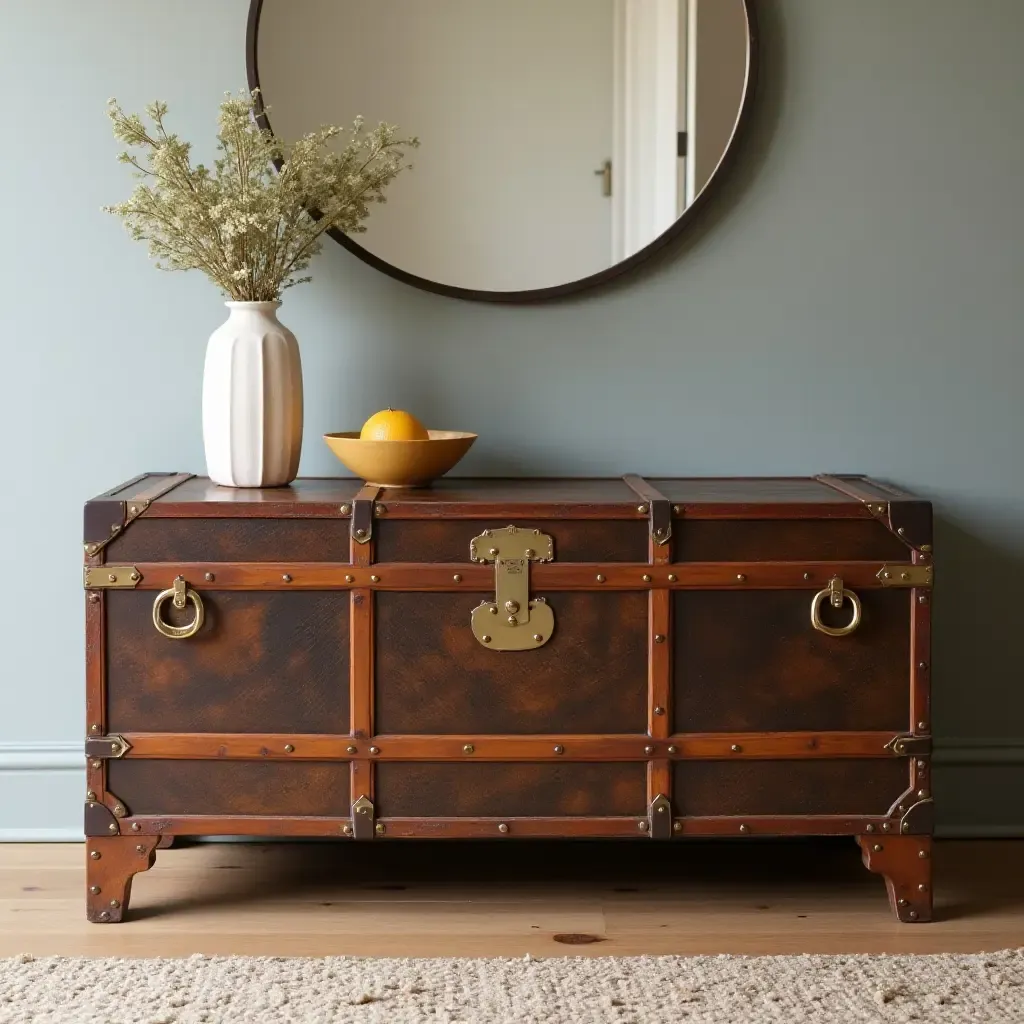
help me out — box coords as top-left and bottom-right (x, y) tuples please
(202, 301), (303, 488)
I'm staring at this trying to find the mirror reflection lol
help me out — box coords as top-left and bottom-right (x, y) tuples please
(255, 0), (752, 296)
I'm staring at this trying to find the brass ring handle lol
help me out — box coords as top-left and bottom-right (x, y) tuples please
(810, 576), (862, 637)
(152, 575), (205, 640)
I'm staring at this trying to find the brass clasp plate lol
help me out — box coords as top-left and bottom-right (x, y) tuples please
(470, 526), (554, 651)
(877, 564), (933, 587)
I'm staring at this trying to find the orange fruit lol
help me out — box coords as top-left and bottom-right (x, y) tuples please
(360, 408), (429, 442)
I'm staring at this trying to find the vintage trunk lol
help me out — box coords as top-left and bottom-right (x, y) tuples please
(83, 474), (933, 923)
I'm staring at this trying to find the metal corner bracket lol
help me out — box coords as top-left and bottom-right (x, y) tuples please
(84, 566), (142, 589)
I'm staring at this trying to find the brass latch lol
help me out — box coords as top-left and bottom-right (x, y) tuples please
(885, 734), (932, 757)
(84, 566), (142, 589)
(470, 526), (554, 651)
(877, 564), (933, 587)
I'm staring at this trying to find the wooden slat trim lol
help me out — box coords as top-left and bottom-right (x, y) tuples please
(119, 813), (895, 838)
(121, 561), (914, 591)
(814, 474), (890, 505)
(84, 592), (104, 803)
(116, 731), (898, 761)
(138, 502), (874, 521)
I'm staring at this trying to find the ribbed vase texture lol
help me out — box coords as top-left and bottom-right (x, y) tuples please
(202, 301), (303, 487)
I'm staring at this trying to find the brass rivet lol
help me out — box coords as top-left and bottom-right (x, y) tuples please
(110, 744), (119, 754)
(918, 594), (928, 604)
(375, 503), (386, 515)
(129, 506), (138, 515)
(637, 505), (648, 514)
(730, 744), (742, 753)
(883, 571), (892, 579)
(91, 761), (101, 770)
(873, 843), (883, 852)
(901, 822), (910, 833)
(498, 823), (509, 833)
(342, 825), (353, 836)
(482, 635), (492, 643)
(668, 574), (677, 582)
(88, 593), (100, 603)
(370, 575), (380, 583)
(340, 504), (351, 515)
(90, 724), (100, 733)
(282, 574), (292, 583)
(453, 574), (462, 582)
(524, 548), (535, 558)
(918, 721), (928, 730)
(86, 544), (97, 554)
(918, 663), (928, 671)
(346, 745), (357, 754)
(596, 574), (606, 583)
(901, 572), (910, 581)
(463, 744), (475, 754)
(369, 746), (380, 755)
(136, 844), (146, 853)
(803, 572), (812, 580)
(865, 824), (875, 833)
(108, 824), (117, 833)
(638, 821), (649, 831)
(908, 910), (919, 920)
(90, 885), (101, 895)
(736, 574), (746, 582)
(131, 823), (141, 832)
(882, 822), (891, 831)
(897, 527), (906, 536)
(739, 824), (749, 834)
(112, 804), (126, 818)
(643, 574), (652, 583)
(654, 634), (665, 644)
(129, 572), (141, 582)
(672, 505), (681, 514)
(489, 547), (499, 556)
(284, 744), (295, 753)
(345, 574), (355, 583)
(488, 607), (497, 615)
(99, 911), (110, 921)
(205, 572), (215, 582)
(110, 524), (120, 533)
(917, 789), (929, 798)
(553, 745), (564, 754)
(920, 543), (932, 553)
(374, 823), (386, 836)
(644, 745), (655, 755)
(507, 615), (517, 625)
(86, 790), (96, 801)
(533, 634), (543, 642)
(654, 706), (665, 716)
(108, 574), (117, 583)
(355, 528), (366, 538)
(918, 850), (929, 859)
(673, 821), (682, 832)
(90, 851), (101, 860)
(667, 745), (677, 754)
(917, 884), (927, 892)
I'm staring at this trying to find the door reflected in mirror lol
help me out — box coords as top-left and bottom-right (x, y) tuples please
(252, 0), (754, 298)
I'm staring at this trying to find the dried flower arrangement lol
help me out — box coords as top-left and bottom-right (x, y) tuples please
(104, 89), (417, 300)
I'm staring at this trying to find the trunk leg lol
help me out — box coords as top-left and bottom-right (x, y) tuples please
(86, 836), (158, 923)
(856, 834), (933, 922)
(156, 835), (176, 849)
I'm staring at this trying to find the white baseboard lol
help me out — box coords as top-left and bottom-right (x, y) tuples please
(0, 739), (1021, 841)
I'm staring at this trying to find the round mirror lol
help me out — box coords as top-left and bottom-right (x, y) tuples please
(248, 0), (756, 301)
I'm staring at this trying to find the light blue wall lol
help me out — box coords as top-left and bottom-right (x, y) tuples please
(1, 0), (1022, 836)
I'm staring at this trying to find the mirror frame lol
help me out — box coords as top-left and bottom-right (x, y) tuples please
(246, 0), (758, 303)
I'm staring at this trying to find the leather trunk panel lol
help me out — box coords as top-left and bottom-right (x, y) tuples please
(375, 519), (648, 563)
(106, 518), (351, 562)
(375, 592), (648, 734)
(674, 519), (909, 561)
(106, 591), (349, 733)
(107, 760), (350, 816)
(375, 762), (646, 817)
(672, 590), (909, 733)
(673, 759), (909, 816)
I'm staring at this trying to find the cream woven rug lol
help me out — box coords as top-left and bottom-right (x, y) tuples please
(2, 951), (1022, 1023)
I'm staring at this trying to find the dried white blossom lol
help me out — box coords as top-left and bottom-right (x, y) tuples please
(104, 90), (417, 300)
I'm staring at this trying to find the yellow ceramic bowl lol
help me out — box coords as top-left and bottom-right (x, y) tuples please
(323, 430), (477, 488)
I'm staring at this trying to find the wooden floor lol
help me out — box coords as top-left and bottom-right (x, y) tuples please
(1, 839), (1021, 958)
